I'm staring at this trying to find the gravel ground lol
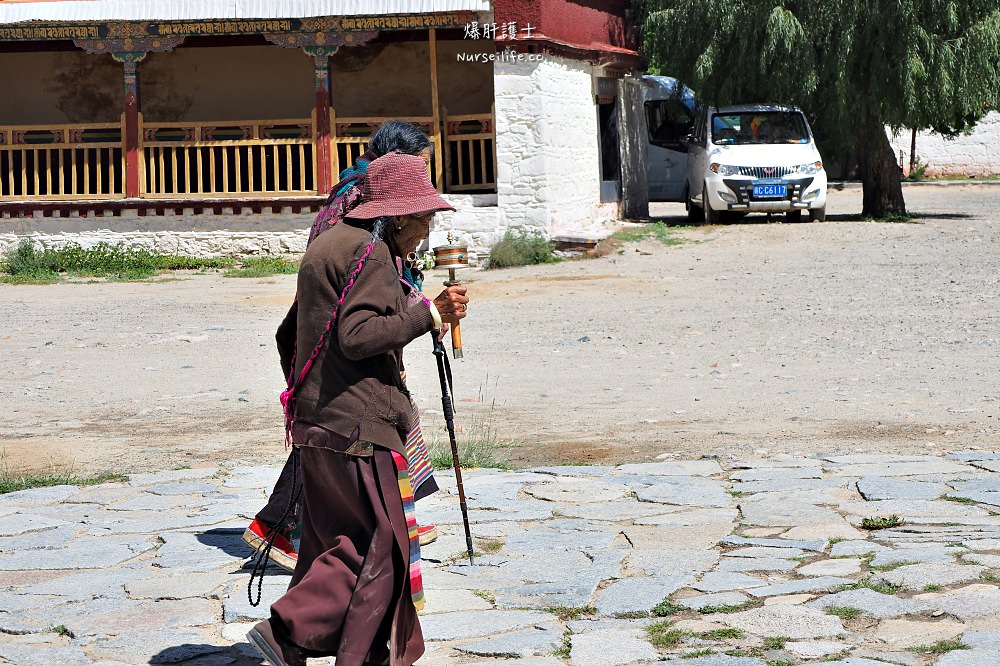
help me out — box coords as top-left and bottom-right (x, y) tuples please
(1, 184), (998, 475)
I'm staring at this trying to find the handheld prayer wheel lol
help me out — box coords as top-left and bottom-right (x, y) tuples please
(432, 234), (469, 359)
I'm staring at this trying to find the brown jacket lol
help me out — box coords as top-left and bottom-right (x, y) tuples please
(278, 221), (434, 455)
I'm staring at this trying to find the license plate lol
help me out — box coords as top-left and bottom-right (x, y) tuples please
(753, 183), (787, 198)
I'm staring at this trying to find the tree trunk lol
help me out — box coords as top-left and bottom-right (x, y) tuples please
(858, 112), (906, 217)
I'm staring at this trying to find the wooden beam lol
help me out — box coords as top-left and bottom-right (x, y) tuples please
(429, 28), (444, 193)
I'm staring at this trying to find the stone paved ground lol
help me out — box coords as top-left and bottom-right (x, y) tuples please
(4, 453), (1000, 665)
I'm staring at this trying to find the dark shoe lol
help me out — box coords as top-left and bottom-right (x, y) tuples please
(246, 619), (308, 666)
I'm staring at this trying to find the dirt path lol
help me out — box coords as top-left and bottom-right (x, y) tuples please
(1, 185), (998, 474)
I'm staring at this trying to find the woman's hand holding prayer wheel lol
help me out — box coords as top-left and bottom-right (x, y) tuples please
(434, 284), (469, 324)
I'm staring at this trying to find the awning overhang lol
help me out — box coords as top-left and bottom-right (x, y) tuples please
(0, 0), (489, 23)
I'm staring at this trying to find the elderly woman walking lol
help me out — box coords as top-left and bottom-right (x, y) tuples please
(246, 152), (468, 666)
(243, 122), (441, 573)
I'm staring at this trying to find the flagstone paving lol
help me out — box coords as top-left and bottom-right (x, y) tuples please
(4, 453), (1000, 665)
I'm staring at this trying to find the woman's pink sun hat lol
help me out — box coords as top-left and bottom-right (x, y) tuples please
(345, 152), (455, 220)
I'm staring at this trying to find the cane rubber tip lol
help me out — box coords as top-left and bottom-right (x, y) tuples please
(453, 349), (464, 359)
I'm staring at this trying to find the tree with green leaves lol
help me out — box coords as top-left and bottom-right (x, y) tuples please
(636, 1), (1000, 217)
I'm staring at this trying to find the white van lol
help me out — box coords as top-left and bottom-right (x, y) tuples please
(642, 77), (828, 224)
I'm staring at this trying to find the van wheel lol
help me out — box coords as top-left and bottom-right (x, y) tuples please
(809, 205), (826, 222)
(702, 188), (721, 225)
(785, 210), (803, 223)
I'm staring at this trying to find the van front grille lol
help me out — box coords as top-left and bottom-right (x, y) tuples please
(739, 166), (794, 178)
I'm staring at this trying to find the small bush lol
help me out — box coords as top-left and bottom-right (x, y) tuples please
(486, 230), (558, 269)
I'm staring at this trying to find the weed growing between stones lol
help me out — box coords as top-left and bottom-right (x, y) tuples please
(49, 625), (74, 638)
(825, 606), (863, 620)
(552, 628), (572, 658)
(646, 621), (685, 649)
(651, 599), (686, 616)
(861, 515), (904, 530)
(682, 648), (715, 658)
(613, 611), (650, 619)
(838, 578), (903, 595)
(696, 628), (745, 641)
(981, 572), (1000, 583)
(906, 640), (970, 654)
(762, 636), (789, 650)
(470, 589), (495, 604)
(940, 495), (977, 504)
(869, 560), (920, 571)
(474, 537), (504, 554)
(827, 537), (846, 545)
(542, 605), (596, 621)
(698, 599), (762, 614)
(923, 584), (943, 592)
(765, 661), (796, 666)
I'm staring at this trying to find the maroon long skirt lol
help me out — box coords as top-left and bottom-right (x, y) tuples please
(270, 423), (423, 666)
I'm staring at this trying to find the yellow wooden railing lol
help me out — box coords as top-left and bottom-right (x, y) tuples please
(330, 112), (443, 192)
(442, 106), (496, 193)
(0, 111), (496, 202)
(140, 113), (316, 198)
(0, 121), (124, 200)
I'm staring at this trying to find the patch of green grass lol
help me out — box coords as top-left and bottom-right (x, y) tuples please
(870, 560), (920, 572)
(1, 240), (234, 281)
(923, 584), (943, 592)
(471, 589), (495, 604)
(861, 515), (904, 530)
(428, 390), (514, 470)
(906, 640), (970, 654)
(838, 578), (903, 595)
(766, 661), (797, 666)
(864, 211), (916, 223)
(223, 256), (298, 278)
(762, 636), (788, 650)
(981, 572), (1000, 583)
(613, 610), (651, 619)
(696, 628), (745, 641)
(825, 606), (862, 620)
(682, 648), (715, 658)
(940, 495), (977, 504)
(543, 605), (595, 621)
(828, 537), (846, 545)
(727, 490), (746, 497)
(474, 537), (504, 554)
(647, 620), (685, 649)
(651, 599), (687, 617)
(486, 230), (559, 269)
(0, 469), (127, 495)
(49, 624), (74, 638)
(609, 222), (687, 246)
(789, 555), (811, 562)
(699, 599), (763, 614)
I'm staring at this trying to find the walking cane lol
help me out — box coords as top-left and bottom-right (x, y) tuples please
(432, 334), (475, 565)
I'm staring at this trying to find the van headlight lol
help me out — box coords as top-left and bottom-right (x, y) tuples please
(794, 161), (823, 175)
(710, 163), (740, 177)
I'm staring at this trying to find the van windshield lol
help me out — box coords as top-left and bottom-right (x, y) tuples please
(711, 112), (810, 145)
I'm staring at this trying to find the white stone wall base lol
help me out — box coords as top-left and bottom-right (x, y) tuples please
(889, 112), (1000, 178)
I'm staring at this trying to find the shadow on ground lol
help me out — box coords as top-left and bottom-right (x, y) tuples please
(150, 643), (265, 665)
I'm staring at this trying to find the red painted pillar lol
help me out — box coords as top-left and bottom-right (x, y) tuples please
(313, 53), (332, 196)
(123, 60), (141, 199)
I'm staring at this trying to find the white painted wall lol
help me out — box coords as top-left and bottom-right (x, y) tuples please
(889, 112), (1000, 178)
(494, 54), (617, 241)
